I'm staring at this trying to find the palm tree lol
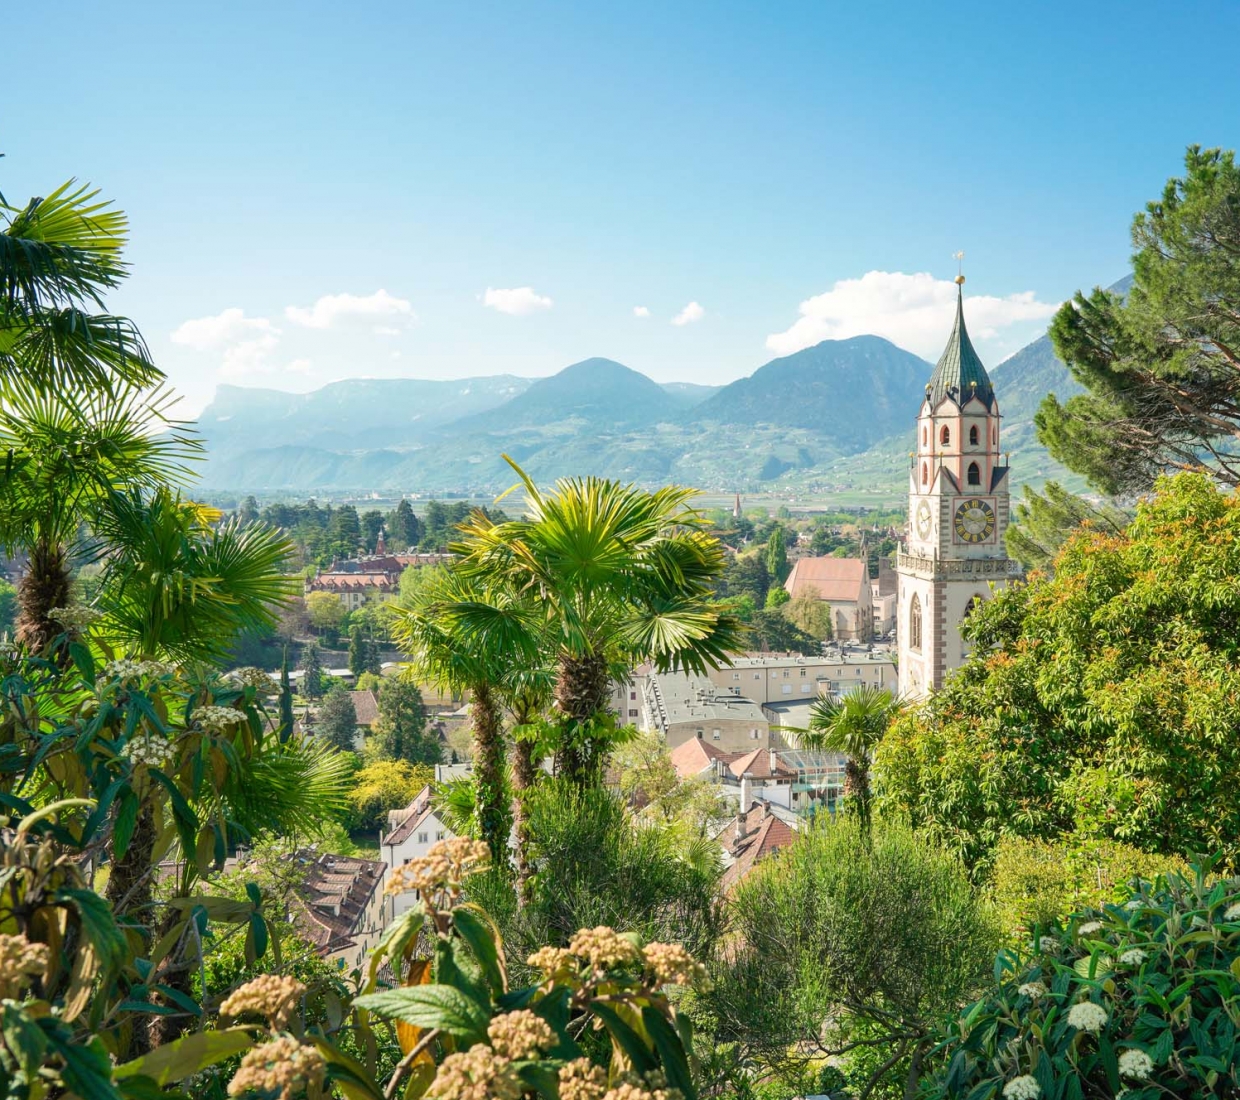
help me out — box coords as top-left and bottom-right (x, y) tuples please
(0, 385), (198, 652)
(789, 685), (903, 829)
(92, 486), (296, 663)
(452, 458), (746, 783)
(1, 180), (160, 397)
(390, 568), (543, 866)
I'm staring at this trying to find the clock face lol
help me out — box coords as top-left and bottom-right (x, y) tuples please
(954, 500), (996, 543)
(915, 500), (932, 539)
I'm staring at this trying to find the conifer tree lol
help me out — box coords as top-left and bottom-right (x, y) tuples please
(300, 641), (324, 699)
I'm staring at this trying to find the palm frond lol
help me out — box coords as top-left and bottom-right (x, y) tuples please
(221, 735), (354, 840)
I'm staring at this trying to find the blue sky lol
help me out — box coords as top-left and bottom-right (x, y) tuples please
(5, 0), (1238, 414)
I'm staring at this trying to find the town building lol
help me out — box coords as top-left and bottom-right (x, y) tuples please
(639, 671), (770, 753)
(289, 851), (391, 972)
(706, 651), (897, 703)
(380, 785), (455, 917)
(717, 801), (798, 892)
(897, 279), (1022, 698)
(306, 551), (453, 610)
(782, 557), (874, 641)
(350, 689), (380, 731)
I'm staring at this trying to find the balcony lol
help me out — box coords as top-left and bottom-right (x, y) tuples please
(895, 552), (1024, 580)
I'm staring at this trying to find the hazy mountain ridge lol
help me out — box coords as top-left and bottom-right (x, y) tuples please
(198, 326), (1086, 496)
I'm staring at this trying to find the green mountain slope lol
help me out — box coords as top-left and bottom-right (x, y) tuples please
(689, 336), (929, 451)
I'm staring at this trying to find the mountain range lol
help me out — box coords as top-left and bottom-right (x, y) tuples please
(197, 323), (1091, 498)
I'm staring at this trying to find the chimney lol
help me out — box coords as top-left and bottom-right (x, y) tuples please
(740, 772), (754, 809)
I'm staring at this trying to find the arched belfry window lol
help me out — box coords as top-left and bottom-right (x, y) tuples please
(967, 461), (981, 486)
(909, 594), (922, 652)
(921, 461), (928, 486)
(922, 426), (927, 446)
(969, 425), (979, 446)
(940, 425), (950, 446)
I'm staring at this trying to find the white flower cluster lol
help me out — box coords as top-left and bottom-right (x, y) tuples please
(0, 642), (16, 659)
(1224, 901), (1240, 922)
(122, 735), (175, 770)
(194, 705), (246, 733)
(47, 605), (102, 630)
(227, 667), (279, 694)
(1117, 1049), (1153, 1080)
(1017, 981), (1047, 1000)
(103, 659), (174, 684)
(1118, 948), (1148, 966)
(1002, 1075), (1041, 1100)
(1077, 920), (1103, 935)
(1029, 936), (1060, 955)
(1066, 1001), (1108, 1033)
(1124, 898), (1144, 911)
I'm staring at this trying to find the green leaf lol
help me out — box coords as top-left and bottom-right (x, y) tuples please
(69, 641), (96, 683)
(311, 1037), (386, 1100)
(113, 789), (139, 859)
(452, 906), (505, 995)
(642, 1006), (697, 1100)
(46, 1029), (121, 1100)
(114, 1027), (255, 1085)
(364, 905), (423, 994)
(352, 985), (489, 1041)
(249, 911), (269, 961)
(590, 1001), (657, 1073)
(2, 1003), (47, 1075)
(55, 887), (126, 971)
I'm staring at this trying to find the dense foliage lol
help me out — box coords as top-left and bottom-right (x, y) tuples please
(877, 473), (1240, 876)
(921, 866), (1240, 1099)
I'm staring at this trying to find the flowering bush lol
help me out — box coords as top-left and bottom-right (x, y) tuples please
(920, 863), (1240, 1098)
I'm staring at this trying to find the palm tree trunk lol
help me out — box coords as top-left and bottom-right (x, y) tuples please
(105, 803), (157, 1056)
(554, 651), (610, 784)
(471, 682), (511, 868)
(843, 755), (872, 832)
(511, 736), (536, 906)
(16, 537), (72, 653)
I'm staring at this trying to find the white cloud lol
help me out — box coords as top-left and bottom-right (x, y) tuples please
(285, 289), (415, 329)
(633, 305), (650, 318)
(285, 358), (313, 374)
(671, 301), (704, 326)
(765, 271), (1058, 359)
(373, 325), (402, 336)
(171, 308), (278, 350)
(483, 286), (553, 316)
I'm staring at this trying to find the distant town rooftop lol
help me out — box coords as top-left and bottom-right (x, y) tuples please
(651, 672), (767, 726)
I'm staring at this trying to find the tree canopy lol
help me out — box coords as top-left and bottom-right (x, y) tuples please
(877, 472), (1240, 876)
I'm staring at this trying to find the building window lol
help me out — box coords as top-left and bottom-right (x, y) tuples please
(921, 461), (928, 486)
(801, 683), (811, 693)
(436, 831), (445, 840)
(712, 728), (721, 741)
(940, 425), (950, 446)
(799, 668), (806, 677)
(782, 670), (789, 678)
(630, 690), (636, 700)
(922, 425), (927, 445)
(418, 832), (428, 844)
(781, 684), (792, 695)
(909, 594), (922, 652)
(732, 672), (740, 680)
(750, 729), (760, 739)
(629, 708), (638, 717)
(967, 461), (981, 485)
(969, 424), (979, 446)
(754, 673), (761, 680)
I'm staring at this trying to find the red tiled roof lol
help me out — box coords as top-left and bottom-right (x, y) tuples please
(669, 736), (726, 779)
(381, 785), (436, 847)
(722, 748), (795, 781)
(784, 557), (868, 603)
(718, 803), (796, 891)
(287, 851), (386, 956)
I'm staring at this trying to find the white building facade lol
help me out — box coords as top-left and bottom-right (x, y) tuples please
(896, 280), (1022, 699)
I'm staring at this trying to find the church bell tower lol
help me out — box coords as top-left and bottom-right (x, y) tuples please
(896, 276), (1019, 699)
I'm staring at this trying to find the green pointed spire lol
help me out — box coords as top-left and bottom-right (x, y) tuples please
(926, 283), (995, 409)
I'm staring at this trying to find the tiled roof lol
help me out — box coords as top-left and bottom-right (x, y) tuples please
(784, 557), (868, 602)
(381, 785), (437, 846)
(669, 736), (726, 779)
(351, 689), (380, 727)
(717, 802), (796, 891)
(307, 573), (397, 592)
(721, 748), (796, 780)
(926, 286), (995, 410)
(288, 851), (386, 956)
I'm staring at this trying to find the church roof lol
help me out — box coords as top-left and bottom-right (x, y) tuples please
(926, 284), (995, 410)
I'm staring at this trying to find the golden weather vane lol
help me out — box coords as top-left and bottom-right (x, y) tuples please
(953, 250), (965, 286)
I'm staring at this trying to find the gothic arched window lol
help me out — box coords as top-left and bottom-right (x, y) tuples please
(922, 426), (927, 446)
(992, 426), (997, 445)
(967, 461), (981, 486)
(940, 425), (950, 446)
(969, 424), (979, 446)
(909, 594), (922, 652)
(921, 461), (928, 486)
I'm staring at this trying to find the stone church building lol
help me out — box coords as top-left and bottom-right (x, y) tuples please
(896, 278), (1022, 699)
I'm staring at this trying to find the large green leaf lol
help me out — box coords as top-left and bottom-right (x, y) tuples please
(452, 905), (506, 996)
(353, 985), (489, 1042)
(113, 1027), (255, 1085)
